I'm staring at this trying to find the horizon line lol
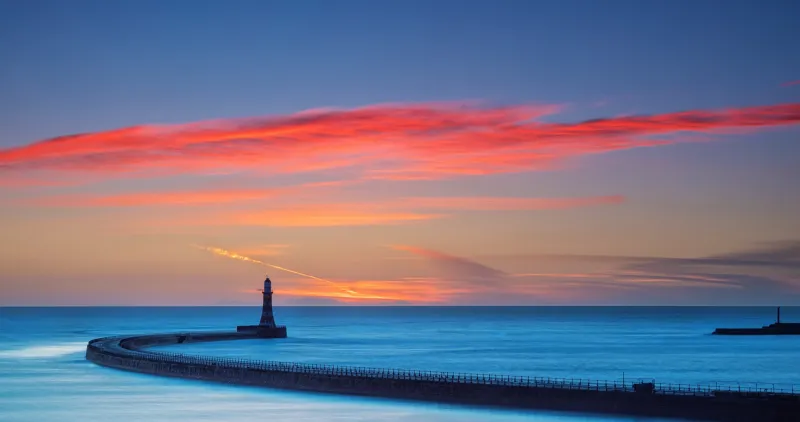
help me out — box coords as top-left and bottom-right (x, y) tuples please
(0, 304), (794, 308)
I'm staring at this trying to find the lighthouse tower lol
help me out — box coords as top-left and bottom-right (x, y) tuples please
(236, 275), (287, 338)
(259, 275), (276, 327)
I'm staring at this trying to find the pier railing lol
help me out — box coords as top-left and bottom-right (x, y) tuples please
(89, 338), (799, 398)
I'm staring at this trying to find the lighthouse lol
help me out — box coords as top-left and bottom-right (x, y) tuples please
(259, 275), (276, 327)
(236, 275), (288, 338)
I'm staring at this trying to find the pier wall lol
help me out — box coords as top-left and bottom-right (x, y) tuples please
(86, 332), (799, 422)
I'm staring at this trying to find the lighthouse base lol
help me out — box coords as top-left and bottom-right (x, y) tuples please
(236, 325), (288, 338)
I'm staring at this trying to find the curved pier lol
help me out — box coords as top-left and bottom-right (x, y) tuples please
(86, 330), (799, 422)
(84, 278), (799, 421)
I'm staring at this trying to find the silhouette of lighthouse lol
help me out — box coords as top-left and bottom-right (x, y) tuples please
(236, 275), (287, 338)
(258, 275), (276, 327)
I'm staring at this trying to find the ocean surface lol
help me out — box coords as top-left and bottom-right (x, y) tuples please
(1, 306), (799, 422)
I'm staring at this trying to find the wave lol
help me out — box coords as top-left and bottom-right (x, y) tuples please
(0, 342), (86, 359)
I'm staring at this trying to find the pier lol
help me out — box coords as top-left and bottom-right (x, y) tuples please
(85, 276), (800, 421)
(713, 307), (800, 335)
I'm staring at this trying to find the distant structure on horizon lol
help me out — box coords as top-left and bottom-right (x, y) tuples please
(236, 275), (287, 338)
(713, 306), (800, 335)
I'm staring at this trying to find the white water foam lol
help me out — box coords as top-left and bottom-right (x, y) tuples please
(0, 342), (86, 359)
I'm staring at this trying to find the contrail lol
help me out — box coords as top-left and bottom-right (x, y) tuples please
(191, 244), (365, 297)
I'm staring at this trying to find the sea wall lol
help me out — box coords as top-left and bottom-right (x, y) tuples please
(86, 332), (799, 422)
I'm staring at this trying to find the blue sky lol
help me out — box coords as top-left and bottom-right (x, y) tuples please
(2, 0), (798, 144)
(0, 0), (798, 305)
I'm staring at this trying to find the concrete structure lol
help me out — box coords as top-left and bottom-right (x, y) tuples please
(714, 307), (800, 335)
(85, 277), (800, 421)
(236, 275), (287, 338)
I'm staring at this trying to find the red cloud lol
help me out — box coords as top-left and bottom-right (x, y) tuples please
(2, 102), (798, 182)
(781, 80), (800, 87)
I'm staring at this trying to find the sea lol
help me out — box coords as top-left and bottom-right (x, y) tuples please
(1, 306), (798, 422)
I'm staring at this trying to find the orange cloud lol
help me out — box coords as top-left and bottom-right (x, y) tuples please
(235, 205), (444, 227)
(34, 181), (620, 226)
(2, 102), (798, 183)
(221, 195), (619, 227)
(235, 244), (291, 257)
(37, 188), (280, 207)
(29, 180), (351, 207)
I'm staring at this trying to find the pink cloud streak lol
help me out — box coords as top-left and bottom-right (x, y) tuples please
(2, 102), (798, 183)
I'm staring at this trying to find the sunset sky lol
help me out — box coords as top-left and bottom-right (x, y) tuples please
(1, 0), (799, 306)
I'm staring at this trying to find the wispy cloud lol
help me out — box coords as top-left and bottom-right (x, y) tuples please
(391, 245), (507, 281)
(387, 242), (800, 304)
(35, 188), (282, 207)
(198, 242), (800, 305)
(33, 190), (621, 226)
(236, 244), (292, 257)
(2, 102), (798, 184)
(29, 181), (348, 207)
(233, 205), (443, 227)
(781, 80), (800, 87)
(401, 195), (624, 210)
(223, 195), (620, 227)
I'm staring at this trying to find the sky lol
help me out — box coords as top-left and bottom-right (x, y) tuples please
(1, 0), (799, 306)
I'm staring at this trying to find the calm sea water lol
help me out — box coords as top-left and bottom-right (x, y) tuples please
(1, 306), (798, 422)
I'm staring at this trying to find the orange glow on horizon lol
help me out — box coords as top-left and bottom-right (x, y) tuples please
(276, 277), (475, 304)
(196, 244), (480, 304)
(193, 244), (406, 301)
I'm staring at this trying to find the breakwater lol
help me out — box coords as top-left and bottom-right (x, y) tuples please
(714, 307), (800, 335)
(86, 331), (800, 422)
